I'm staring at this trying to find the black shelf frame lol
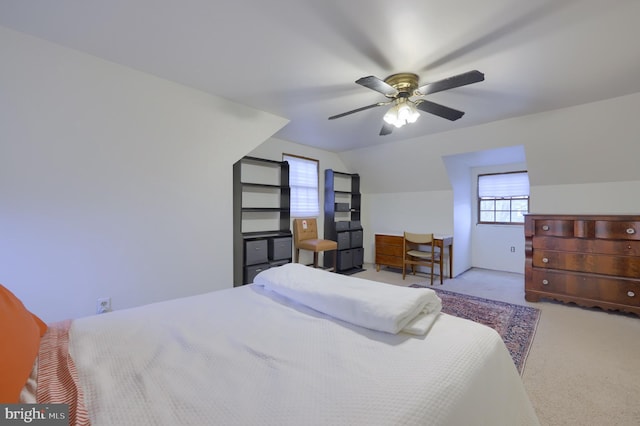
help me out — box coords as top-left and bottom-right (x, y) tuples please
(233, 156), (291, 286)
(323, 169), (364, 274)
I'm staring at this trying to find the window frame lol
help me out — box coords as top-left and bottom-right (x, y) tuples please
(477, 171), (529, 225)
(282, 153), (320, 217)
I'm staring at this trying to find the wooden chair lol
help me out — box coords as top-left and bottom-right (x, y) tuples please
(402, 232), (442, 285)
(293, 218), (337, 272)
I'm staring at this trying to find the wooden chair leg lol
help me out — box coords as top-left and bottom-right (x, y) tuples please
(313, 252), (319, 268)
(332, 250), (337, 272)
(295, 248), (300, 263)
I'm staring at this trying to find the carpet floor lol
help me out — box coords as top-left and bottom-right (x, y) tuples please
(411, 284), (540, 375)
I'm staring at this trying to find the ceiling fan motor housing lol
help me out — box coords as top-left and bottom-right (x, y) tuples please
(384, 73), (419, 97)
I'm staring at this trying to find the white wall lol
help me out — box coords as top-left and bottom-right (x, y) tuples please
(248, 137), (349, 266)
(340, 93), (640, 275)
(364, 191), (453, 275)
(531, 181), (640, 214)
(0, 27), (287, 321)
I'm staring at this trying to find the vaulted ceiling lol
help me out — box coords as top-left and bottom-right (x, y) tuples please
(1, 0), (639, 152)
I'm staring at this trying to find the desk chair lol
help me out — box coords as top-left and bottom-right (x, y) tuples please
(402, 232), (442, 285)
(293, 218), (337, 272)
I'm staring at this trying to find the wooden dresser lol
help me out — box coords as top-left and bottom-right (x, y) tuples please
(524, 214), (640, 315)
(375, 234), (405, 271)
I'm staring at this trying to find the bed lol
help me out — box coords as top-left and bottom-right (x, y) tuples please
(3, 264), (540, 425)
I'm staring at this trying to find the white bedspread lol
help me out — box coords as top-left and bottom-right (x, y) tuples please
(69, 284), (539, 426)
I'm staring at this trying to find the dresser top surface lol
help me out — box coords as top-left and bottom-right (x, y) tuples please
(526, 214), (640, 220)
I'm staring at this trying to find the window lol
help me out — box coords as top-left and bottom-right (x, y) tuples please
(283, 154), (319, 217)
(478, 171), (529, 224)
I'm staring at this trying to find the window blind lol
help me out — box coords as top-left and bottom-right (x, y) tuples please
(283, 154), (319, 216)
(478, 172), (530, 197)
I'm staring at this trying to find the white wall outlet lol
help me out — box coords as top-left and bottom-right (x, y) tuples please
(96, 297), (112, 314)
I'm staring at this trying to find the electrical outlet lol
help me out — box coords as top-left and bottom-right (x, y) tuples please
(96, 297), (111, 314)
(510, 246), (516, 253)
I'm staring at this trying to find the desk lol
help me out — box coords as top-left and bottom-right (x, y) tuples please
(375, 234), (453, 283)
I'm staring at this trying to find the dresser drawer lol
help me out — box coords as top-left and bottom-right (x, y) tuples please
(376, 243), (404, 257)
(375, 254), (403, 268)
(595, 220), (640, 241)
(533, 250), (640, 278)
(533, 236), (640, 256)
(529, 269), (640, 307)
(533, 219), (574, 237)
(375, 234), (403, 246)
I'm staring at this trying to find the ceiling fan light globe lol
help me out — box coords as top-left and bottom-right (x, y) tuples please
(383, 112), (405, 128)
(383, 105), (400, 126)
(399, 104), (420, 123)
(407, 110), (420, 124)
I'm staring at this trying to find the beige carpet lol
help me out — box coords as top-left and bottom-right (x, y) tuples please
(353, 265), (640, 426)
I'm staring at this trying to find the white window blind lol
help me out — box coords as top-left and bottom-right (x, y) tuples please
(479, 172), (530, 198)
(283, 154), (319, 217)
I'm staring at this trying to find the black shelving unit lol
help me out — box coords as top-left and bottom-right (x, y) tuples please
(323, 169), (364, 274)
(233, 156), (291, 286)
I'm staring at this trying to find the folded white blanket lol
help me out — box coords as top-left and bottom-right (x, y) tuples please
(253, 263), (441, 335)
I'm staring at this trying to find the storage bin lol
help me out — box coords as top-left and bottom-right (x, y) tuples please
(338, 250), (353, 271)
(352, 247), (364, 267)
(268, 237), (292, 261)
(335, 221), (350, 231)
(350, 230), (363, 248)
(335, 202), (350, 212)
(337, 232), (351, 250)
(244, 263), (270, 284)
(245, 239), (268, 265)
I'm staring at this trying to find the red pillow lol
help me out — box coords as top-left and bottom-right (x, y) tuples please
(0, 284), (48, 403)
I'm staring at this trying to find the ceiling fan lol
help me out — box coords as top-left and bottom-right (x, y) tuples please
(328, 70), (484, 135)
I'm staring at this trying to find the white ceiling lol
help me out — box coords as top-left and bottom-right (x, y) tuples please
(1, 0), (639, 152)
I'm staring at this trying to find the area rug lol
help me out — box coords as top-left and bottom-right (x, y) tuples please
(410, 285), (540, 375)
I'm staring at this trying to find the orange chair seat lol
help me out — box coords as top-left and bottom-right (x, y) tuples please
(297, 239), (338, 252)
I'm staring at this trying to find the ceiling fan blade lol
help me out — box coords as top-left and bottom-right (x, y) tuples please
(416, 70), (484, 95)
(356, 76), (398, 97)
(379, 122), (394, 136)
(328, 102), (387, 120)
(415, 99), (465, 121)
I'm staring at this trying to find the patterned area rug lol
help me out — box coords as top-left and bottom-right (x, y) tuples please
(410, 285), (540, 375)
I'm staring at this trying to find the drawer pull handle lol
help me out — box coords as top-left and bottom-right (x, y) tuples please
(542, 279), (549, 285)
(542, 257), (549, 263)
(626, 228), (636, 235)
(542, 225), (550, 231)
(628, 291), (636, 297)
